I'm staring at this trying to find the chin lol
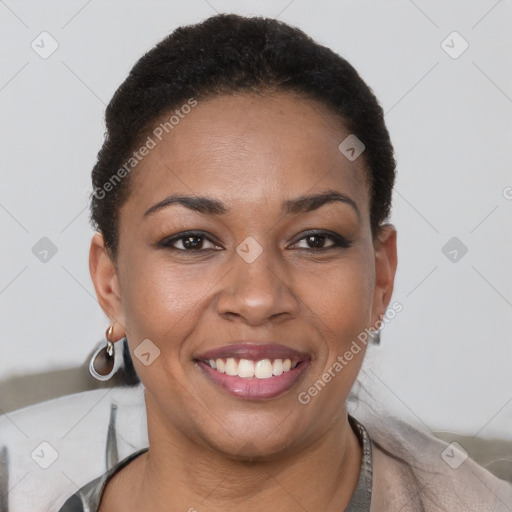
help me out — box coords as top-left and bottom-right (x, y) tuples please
(197, 412), (309, 462)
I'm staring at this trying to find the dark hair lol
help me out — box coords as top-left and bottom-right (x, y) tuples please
(90, 13), (396, 260)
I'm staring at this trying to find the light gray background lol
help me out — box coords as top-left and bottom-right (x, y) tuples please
(1, 0), (511, 439)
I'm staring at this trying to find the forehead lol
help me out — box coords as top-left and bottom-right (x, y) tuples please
(124, 91), (370, 219)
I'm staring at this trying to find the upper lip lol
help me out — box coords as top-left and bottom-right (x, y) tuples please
(195, 343), (311, 363)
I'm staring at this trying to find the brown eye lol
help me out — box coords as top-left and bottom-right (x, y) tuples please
(180, 235), (205, 250)
(302, 234), (333, 249)
(159, 231), (219, 251)
(292, 230), (352, 251)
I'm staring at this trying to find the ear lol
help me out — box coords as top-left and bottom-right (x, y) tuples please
(371, 224), (397, 327)
(89, 232), (126, 336)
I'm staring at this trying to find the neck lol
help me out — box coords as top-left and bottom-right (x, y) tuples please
(130, 397), (362, 512)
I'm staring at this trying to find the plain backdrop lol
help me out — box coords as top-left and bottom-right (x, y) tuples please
(1, 0), (511, 440)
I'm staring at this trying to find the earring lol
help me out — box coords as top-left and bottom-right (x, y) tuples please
(89, 324), (120, 381)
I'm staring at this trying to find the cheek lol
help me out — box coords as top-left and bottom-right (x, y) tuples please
(118, 261), (208, 395)
(118, 252), (215, 352)
(299, 250), (375, 338)
(294, 255), (374, 412)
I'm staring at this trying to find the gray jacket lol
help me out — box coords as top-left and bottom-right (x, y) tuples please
(1, 383), (511, 511)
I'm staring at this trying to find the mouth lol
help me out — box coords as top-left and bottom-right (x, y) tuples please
(194, 343), (311, 400)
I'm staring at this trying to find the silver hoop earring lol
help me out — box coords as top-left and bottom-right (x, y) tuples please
(89, 325), (119, 381)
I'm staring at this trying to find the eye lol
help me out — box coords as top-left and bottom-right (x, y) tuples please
(158, 229), (351, 253)
(291, 230), (352, 251)
(158, 231), (220, 251)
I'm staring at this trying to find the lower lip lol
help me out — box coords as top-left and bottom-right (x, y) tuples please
(197, 360), (310, 400)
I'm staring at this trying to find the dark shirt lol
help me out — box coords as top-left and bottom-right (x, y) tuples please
(58, 414), (372, 512)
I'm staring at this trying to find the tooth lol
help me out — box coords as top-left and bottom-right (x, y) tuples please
(225, 357), (238, 376)
(237, 359), (255, 378)
(209, 359), (217, 369)
(272, 359), (284, 376)
(283, 359), (292, 372)
(216, 359), (226, 373)
(255, 359), (273, 379)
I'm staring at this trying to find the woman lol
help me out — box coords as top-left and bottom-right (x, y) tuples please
(57, 13), (512, 511)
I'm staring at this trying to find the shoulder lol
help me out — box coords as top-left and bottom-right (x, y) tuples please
(57, 448), (149, 512)
(0, 384), (148, 512)
(358, 413), (512, 512)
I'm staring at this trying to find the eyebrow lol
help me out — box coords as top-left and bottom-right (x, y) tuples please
(143, 190), (360, 219)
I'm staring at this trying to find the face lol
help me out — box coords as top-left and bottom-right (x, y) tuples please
(90, 91), (397, 459)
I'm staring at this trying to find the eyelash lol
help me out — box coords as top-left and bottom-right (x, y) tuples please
(158, 230), (352, 253)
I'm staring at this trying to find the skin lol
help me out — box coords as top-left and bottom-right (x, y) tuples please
(89, 91), (397, 511)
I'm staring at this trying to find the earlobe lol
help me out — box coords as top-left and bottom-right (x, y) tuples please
(89, 233), (125, 326)
(371, 225), (398, 326)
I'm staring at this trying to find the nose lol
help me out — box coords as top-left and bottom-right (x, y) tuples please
(215, 245), (300, 326)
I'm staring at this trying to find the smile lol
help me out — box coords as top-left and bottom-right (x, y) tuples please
(194, 343), (311, 400)
(205, 357), (298, 378)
